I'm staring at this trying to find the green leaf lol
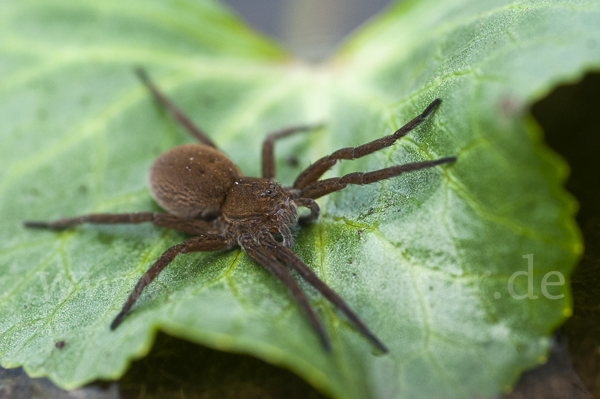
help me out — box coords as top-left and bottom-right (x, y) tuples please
(0, 0), (595, 397)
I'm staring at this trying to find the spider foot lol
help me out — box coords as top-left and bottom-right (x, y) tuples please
(110, 311), (126, 330)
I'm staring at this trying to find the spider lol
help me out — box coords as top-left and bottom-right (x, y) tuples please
(25, 69), (456, 353)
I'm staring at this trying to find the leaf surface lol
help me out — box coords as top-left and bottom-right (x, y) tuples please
(0, 0), (596, 397)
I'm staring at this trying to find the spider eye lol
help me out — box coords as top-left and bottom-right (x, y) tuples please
(266, 190), (272, 195)
(260, 193), (265, 198)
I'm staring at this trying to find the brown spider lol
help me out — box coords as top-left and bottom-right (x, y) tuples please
(25, 69), (456, 353)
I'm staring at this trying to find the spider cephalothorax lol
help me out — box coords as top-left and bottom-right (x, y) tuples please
(221, 177), (300, 247)
(25, 69), (456, 352)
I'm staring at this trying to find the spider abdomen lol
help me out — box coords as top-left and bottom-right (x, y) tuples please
(148, 144), (242, 220)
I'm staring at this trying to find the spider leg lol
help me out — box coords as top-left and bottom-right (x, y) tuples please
(135, 68), (217, 148)
(240, 234), (331, 351)
(293, 98), (441, 190)
(300, 157), (456, 200)
(111, 234), (230, 330)
(294, 198), (320, 224)
(258, 232), (389, 353)
(277, 223), (294, 248)
(23, 212), (211, 236)
(261, 125), (320, 180)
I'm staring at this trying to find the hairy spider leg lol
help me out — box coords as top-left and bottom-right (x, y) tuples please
(241, 234), (331, 351)
(258, 232), (389, 353)
(293, 197), (320, 224)
(110, 234), (230, 330)
(277, 223), (294, 249)
(135, 68), (217, 148)
(293, 98), (442, 190)
(300, 157), (456, 200)
(24, 212), (211, 236)
(261, 125), (321, 180)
